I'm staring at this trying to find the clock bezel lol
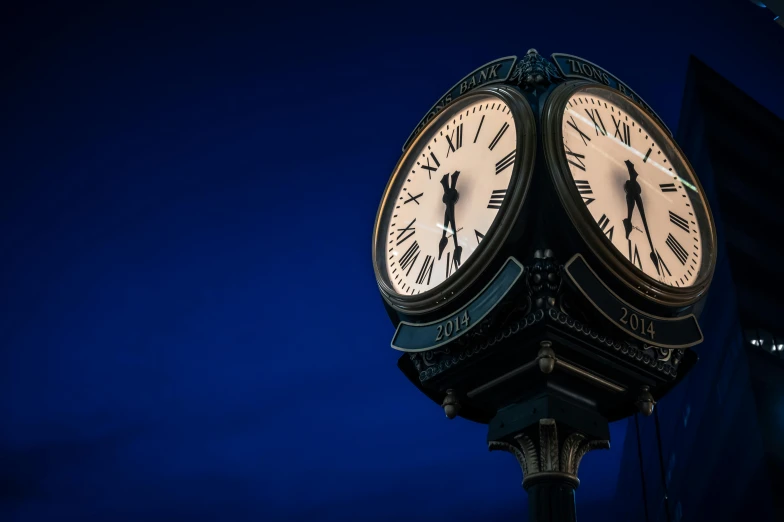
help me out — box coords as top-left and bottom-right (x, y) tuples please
(542, 81), (717, 309)
(372, 85), (536, 316)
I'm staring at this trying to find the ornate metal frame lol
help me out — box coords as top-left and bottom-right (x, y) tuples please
(541, 81), (717, 309)
(372, 85), (537, 316)
(489, 418), (610, 490)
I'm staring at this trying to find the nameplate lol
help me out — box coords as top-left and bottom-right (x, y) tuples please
(402, 56), (517, 152)
(392, 257), (524, 352)
(551, 53), (673, 137)
(564, 254), (703, 349)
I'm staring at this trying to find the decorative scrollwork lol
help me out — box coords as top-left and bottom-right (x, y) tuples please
(489, 418), (609, 489)
(539, 418), (560, 471)
(527, 249), (563, 311)
(571, 439), (611, 476)
(514, 433), (540, 476)
(560, 433), (586, 475)
(412, 250), (683, 382)
(488, 440), (527, 475)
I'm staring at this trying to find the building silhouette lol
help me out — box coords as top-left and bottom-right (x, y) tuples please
(748, 0), (784, 28)
(614, 56), (784, 522)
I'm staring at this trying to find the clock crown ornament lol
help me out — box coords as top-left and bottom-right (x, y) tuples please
(510, 48), (565, 91)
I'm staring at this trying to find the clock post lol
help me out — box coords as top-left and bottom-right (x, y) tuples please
(375, 50), (715, 522)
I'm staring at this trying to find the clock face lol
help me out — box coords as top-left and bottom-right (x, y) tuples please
(559, 89), (705, 288)
(381, 94), (519, 296)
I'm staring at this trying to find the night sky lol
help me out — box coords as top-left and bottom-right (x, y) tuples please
(2, 2), (783, 521)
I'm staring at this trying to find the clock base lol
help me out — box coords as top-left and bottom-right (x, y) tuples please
(396, 251), (697, 425)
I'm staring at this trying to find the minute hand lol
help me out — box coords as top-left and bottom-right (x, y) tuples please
(438, 172), (462, 262)
(448, 171), (462, 266)
(624, 160), (659, 273)
(438, 174), (451, 260)
(634, 194), (656, 255)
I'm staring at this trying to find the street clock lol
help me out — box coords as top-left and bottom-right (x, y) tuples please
(370, 49), (718, 522)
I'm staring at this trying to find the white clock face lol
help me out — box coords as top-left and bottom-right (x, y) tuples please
(560, 90), (703, 288)
(383, 95), (518, 295)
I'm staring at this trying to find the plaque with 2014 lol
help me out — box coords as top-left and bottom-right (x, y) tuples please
(564, 254), (703, 349)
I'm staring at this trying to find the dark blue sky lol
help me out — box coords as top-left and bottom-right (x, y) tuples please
(2, 2), (783, 521)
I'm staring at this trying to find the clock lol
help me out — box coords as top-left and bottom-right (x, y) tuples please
(372, 86), (536, 315)
(543, 82), (717, 309)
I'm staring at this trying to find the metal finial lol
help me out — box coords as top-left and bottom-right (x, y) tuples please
(442, 389), (461, 419)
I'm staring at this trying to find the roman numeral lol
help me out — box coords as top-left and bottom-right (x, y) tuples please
(564, 144), (586, 171)
(404, 192), (423, 205)
(474, 115), (485, 143)
(666, 233), (689, 265)
(612, 115), (631, 146)
(660, 183), (678, 193)
(416, 255), (434, 285)
(585, 108), (607, 136)
(420, 152), (440, 179)
(628, 241), (643, 270)
(574, 179), (595, 206)
(446, 123), (463, 156)
(475, 230), (485, 243)
(399, 241), (421, 275)
(489, 122), (509, 150)
(396, 218), (416, 246)
(445, 251), (453, 278)
(669, 210), (690, 232)
(487, 189), (506, 210)
(643, 147), (652, 163)
(598, 214), (614, 241)
(495, 150), (516, 174)
(566, 115), (591, 146)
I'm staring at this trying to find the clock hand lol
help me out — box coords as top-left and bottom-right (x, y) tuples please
(623, 192), (635, 240)
(438, 172), (459, 261)
(446, 227), (463, 239)
(446, 205), (462, 267)
(449, 171), (462, 267)
(622, 160), (638, 240)
(438, 209), (450, 260)
(634, 193), (660, 273)
(624, 160), (659, 274)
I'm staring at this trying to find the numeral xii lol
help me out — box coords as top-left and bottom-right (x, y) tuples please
(612, 115), (630, 146)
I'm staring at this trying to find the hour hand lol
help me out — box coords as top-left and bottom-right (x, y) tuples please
(448, 206), (462, 267)
(438, 204), (450, 260)
(438, 217), (449, 260)
(438, 239), (449, 260)
(440, 173), (450, 193)
(633, 194), (660, 275)
(623, 193), (635, 239)
(622, 162), (639, 240)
